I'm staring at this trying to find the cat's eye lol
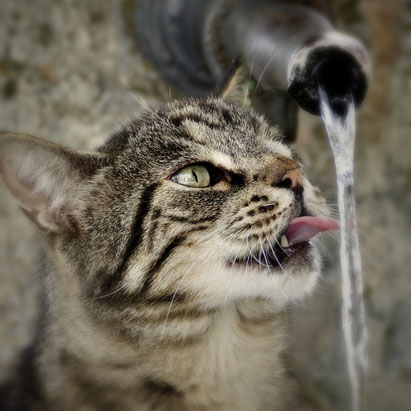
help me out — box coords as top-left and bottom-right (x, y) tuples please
(172, 165), (211, 188)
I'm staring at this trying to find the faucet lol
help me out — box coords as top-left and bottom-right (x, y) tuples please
(135, 0), (371, 141)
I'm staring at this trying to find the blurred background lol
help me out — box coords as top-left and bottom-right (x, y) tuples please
(0, 0), (409, 410)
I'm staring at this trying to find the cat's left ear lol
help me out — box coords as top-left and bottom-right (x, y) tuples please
(218, 63), (252, 106)
(0, 132), (103, 234)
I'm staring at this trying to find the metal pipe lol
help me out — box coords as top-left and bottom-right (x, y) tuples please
(135, 0), (371, 115)
(207, 0), (371, 114)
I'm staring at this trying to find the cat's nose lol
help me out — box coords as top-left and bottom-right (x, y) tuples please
(278, 167), (304, 195)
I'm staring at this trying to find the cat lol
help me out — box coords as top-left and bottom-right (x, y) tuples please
(0, 69), (334, 411)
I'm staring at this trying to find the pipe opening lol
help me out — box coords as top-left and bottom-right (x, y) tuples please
(312, 50), (366, 117)
(314, 57), (355, 117)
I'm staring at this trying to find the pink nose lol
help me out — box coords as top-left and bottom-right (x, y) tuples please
(280, 167), (303, 193)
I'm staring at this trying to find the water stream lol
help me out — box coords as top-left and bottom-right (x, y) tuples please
(318, 86), (368, 411)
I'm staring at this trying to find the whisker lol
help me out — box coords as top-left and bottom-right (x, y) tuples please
(255, 52), (278, 92)
(159, 255), (207, 341)
(244, 61), (254, 105)
(94, 282), (129, 300)
(265, 237), (285, 274)
(261, 236), (305, 307)
(273, 236), (289, 256)
(316, 237), (334, 260)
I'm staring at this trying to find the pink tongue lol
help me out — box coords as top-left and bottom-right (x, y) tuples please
(286, 216), (340, 244)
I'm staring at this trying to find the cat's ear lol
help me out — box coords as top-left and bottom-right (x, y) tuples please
(0, 132), (102, 234)
(218, 63), (252, 106)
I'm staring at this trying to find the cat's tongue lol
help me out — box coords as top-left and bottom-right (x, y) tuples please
(286, 216), (339, 245)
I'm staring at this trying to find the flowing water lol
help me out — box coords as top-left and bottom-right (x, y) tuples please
(318, 86), (368, 411)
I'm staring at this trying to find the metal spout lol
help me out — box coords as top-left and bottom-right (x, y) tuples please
(135, 0), (371, 115)
(223, 1), (371, 114)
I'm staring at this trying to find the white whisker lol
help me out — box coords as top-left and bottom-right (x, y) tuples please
(255, 52), (278, 92)
(93, 282), (128, 300)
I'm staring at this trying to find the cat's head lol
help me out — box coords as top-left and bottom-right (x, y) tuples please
(0, 76), (331, 320)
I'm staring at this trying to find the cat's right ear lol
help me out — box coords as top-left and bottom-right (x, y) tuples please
(218, 62), (252, 106)
(0, 132), (103, 234)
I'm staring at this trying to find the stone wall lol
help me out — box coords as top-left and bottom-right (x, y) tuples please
(0, 0), (409, 409)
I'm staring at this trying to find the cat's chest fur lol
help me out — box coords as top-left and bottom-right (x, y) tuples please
(178, 301), (289, 411)
(38, 295), (289, 411)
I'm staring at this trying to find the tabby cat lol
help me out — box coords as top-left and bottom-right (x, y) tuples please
(0, 70), (336, 410)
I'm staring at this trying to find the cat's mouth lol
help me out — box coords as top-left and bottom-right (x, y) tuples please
(228, 216), (339, 271)
(230, 240), (312, 270)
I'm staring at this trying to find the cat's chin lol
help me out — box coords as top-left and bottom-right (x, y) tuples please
(223, 243), (321, 303)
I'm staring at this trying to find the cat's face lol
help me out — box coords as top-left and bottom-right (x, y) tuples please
(0, 97), (328, 316)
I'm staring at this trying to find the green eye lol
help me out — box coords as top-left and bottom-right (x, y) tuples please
(172, 165), (211, 188)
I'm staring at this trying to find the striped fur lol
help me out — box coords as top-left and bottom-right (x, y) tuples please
(0, 96), (329, 410)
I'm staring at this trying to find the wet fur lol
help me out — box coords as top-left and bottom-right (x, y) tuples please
(0, 96), (328, 410)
